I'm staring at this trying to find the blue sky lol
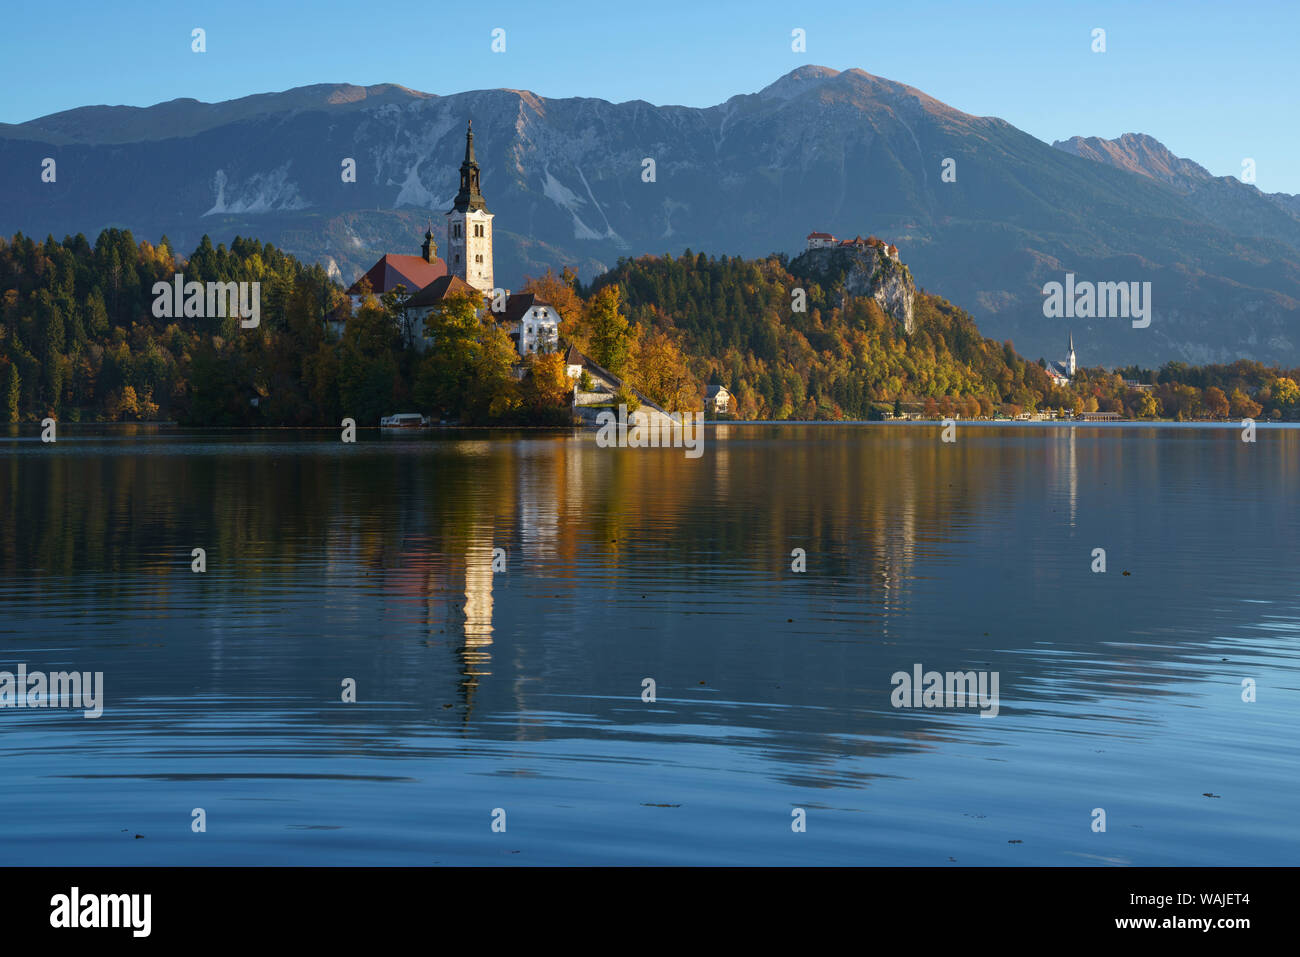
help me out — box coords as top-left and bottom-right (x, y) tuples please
(3, 0), (1297, 191)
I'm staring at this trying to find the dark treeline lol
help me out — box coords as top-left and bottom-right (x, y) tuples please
(0, 229), (339, 424)
(3, 233), (1298, 425)
(0, 231), (571, 426)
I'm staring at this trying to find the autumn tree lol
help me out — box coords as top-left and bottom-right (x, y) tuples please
(1203, 386), (1230, 419)
(630, 329), (700, 412)
(521, 351), (572, 421)
(1228, 388), (1262, 419)
(522, 268), (585, 345)
(1272, 376), (1299, 410)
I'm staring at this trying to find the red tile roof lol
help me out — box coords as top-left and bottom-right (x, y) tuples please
(806, 231), (835, 239)
(346, 254), (447, 297)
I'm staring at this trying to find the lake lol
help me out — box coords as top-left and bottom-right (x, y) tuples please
(1, 422), (1297, 865)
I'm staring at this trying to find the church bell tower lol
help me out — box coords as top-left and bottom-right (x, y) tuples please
(446, 120), (494, 293)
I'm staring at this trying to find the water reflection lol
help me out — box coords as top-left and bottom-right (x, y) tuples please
(0, 424), (1297, 864)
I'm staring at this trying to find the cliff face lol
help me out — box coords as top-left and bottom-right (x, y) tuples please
(789, 245), (917, 333)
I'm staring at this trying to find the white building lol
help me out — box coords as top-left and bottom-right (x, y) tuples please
(498, 293), (560, 356)
(706, 384), (731, 414)
(563, 344), (585, 379)
(806, 231), (837, 250)
(446, 120), (494, 294)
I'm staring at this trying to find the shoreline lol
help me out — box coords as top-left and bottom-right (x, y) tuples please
(4, 418), (1297, 433)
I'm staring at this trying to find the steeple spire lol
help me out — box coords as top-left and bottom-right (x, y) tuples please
(420, 220), (437, 263)
(453, 119), (488, 213)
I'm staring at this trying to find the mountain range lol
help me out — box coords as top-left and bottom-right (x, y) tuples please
(3, 65), (1299, 368)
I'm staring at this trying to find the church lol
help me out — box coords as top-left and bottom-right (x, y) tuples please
(1045, 332), (1077, 386)
(338, 121), (561, 356)
(345, 120), (493, 305)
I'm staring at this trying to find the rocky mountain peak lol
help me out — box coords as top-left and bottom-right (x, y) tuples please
(1052, 132), (1212, 191)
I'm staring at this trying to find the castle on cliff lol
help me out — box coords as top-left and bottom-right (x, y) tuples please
(806, 231), (899, 260)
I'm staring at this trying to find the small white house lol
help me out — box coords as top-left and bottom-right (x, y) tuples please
(563, 344), (585, 379)
(806, 231), (837, 250)
(706, 384), (731, 414)
(500, 293), (560, 356)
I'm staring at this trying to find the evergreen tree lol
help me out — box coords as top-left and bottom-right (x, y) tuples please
(4, 364), (18, 422)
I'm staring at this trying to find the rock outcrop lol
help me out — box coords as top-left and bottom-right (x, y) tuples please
(789, 244), (916, 333)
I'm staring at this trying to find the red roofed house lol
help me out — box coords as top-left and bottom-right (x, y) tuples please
(806, 231), (837, 250)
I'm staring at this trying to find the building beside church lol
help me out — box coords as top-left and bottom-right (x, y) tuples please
(405, 274), (483, 351)
(497, 293), (560, 355)
(344, 228), (447, 314)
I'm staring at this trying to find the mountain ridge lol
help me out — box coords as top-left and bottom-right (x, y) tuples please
(4, 66), (1300, 367)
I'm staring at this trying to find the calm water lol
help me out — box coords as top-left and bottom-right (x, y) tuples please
(1, 423), (1297, 866)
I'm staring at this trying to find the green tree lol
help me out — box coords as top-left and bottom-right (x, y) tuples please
(467, 325), (523, 422)
(586, 286), (633, 375)
(417, 292), (484, 418)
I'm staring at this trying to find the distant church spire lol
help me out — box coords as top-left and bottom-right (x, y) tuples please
(453, 120), (488, 213)
(1067, 330), (1077, 376)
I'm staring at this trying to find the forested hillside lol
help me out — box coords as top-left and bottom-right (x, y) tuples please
(3, 232), (1297, 425)
(582, 251), (1300, 420)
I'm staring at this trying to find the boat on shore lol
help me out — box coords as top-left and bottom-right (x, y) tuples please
(379, 413), (432, 429)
